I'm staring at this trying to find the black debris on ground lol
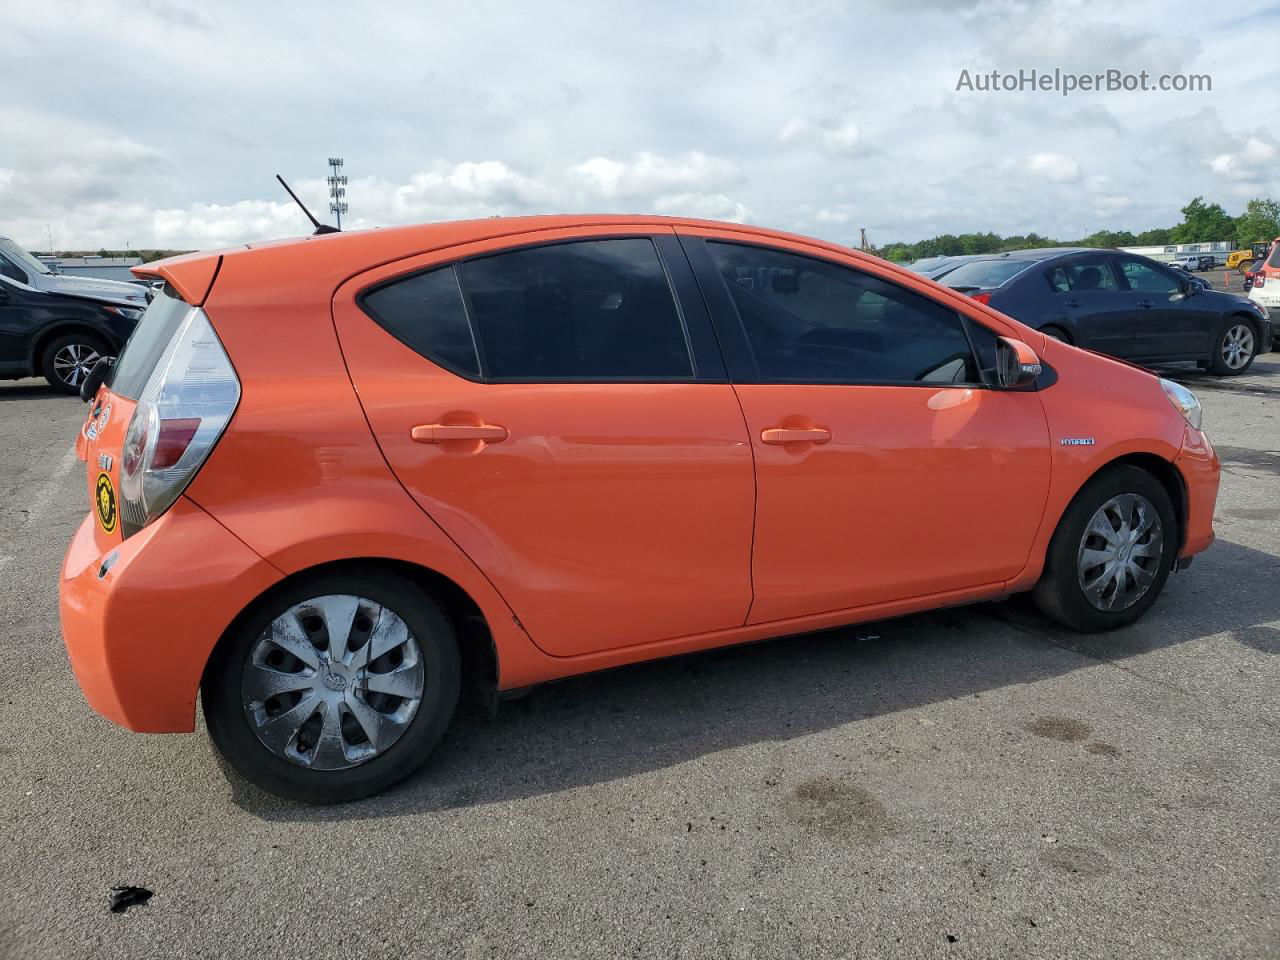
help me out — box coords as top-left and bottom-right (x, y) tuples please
(108, 886), (153, 914)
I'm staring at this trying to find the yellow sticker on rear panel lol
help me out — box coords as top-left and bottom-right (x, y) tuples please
(95, 472), (118, 534)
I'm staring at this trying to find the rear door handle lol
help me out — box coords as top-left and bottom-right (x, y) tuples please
(1064, 298), (1081, 308)
(761, 426), (831, 445)
(411, 423), (508, 443)
(1137, 299), (1154, 308)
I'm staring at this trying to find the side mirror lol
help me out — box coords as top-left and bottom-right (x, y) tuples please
(995, 336), (1041, 389)
(80, 356), (115, 402)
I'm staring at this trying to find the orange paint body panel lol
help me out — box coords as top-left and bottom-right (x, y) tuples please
(59, 497), (280, 732)
(132, 252), (223, 305)
(734, 382), (1050, 623)
(331, 226), (755, 657)
(57, 215), (1222, 738)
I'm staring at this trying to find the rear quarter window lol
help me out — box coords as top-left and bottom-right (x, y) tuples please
(360, 265), (479, 377)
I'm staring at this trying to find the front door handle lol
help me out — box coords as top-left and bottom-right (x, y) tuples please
(761, 426), (831, 445)
(1064, 298), (1081, 308)
(1136, 299), (1154, 308)
(411, 423), (508, 443)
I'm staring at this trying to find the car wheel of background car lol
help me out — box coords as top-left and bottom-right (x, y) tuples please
(202, 569), (461, 803)
(1209, 319), (1257, 375)
(1040, 325), (1071, 344)
(40, 332), (109, 395)
(1031, 465), (1176, 632)
(1238, 259), (1255, 275)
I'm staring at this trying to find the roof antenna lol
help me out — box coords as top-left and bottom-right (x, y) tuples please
(275, 174), (340, 235)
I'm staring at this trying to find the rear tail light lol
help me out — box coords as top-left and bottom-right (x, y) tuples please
(970, 292), (992, 305)
(118, 307), (239, 537)
(1256, 276), (1266, 288)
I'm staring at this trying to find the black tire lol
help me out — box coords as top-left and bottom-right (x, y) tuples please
(1041, 325), (1071, 344)
(1238, 259), (1255, 275)
(1031, 465), (1177, 633)
(40, 332), (110, 395)
(1208, 317), (1259, 376)
(202, 569), (460, 803)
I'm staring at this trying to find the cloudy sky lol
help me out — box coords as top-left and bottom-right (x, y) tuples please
(3, 0), (1278, 251)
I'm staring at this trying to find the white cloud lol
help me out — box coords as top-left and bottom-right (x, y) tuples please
(1209, 137), (1279, 181)
(568, 151), (740, 200)
(1026, 152), (1082, 182)
(651, 192), (752, 223)
(1, 0), (1276, 251)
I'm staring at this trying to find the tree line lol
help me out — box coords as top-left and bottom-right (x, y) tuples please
(878, 197), (1280, 263)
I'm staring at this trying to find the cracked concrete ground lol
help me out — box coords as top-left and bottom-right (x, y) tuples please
(0, 356), (1277, 959)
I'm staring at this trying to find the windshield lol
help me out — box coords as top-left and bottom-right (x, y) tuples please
(941, 259), (1032, 289)
(0, 237), (52, 276)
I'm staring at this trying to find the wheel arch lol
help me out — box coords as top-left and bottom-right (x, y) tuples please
(202, 556), (498, 705)
(27, 319), (119, 371)
(1039, 323), (1074, 344)
(1226, 310), (1263, 342)
(1059, 452), (1188, 555)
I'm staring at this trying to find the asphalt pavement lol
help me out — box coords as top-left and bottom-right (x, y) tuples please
(0, 357), (1277, 960)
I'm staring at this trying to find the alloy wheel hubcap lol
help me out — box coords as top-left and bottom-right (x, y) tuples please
(1076, 493), (1163, 612)
(53, 343), (101, 387)
(1222, 324), (1254, 370)
(242, 594), (425, 770)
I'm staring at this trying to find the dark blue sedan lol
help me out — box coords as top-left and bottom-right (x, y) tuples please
(940, 248), (1273, 375)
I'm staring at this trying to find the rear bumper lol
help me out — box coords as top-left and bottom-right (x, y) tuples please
(59, 496), (281, 733)
(1175, 427), (1220, 559)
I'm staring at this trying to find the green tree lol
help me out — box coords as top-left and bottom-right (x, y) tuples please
(1169, 197), (1236, 244)
(1135, 228), (1172, 245)
(1234, 198), (1280, 246)
(1079, 229), (1137, 248)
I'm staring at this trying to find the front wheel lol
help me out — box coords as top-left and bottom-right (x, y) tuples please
(1209, 319), (1257, 375)
(41, 333), (109, 395)
(1032, 466), (1176, 632)
(202, 570), (460, 803)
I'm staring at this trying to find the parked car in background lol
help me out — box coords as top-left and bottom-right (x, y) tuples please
(0, 274), (142, 392)
(1171, 255), (1200, 272)
(62, 215), (1220, 802)
(906, 254), (981, 280)
(1247, 239), (1280, 314)
(941, 248), (1272, 374)
(0, 237), (148, 307)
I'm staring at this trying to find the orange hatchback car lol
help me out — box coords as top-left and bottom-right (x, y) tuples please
(61, 216), (1220, 801)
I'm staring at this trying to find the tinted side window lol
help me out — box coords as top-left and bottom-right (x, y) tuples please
(0, 255), (27, 284)
(361, 265), (479, 377)
(706, 242), (977, 384)
(1118, 258), (1179, 294)
(460, 238), (692, 380)
(1046, 257), (1120, 293)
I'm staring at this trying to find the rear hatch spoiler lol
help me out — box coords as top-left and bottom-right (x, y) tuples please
(131, 254), (223, 306)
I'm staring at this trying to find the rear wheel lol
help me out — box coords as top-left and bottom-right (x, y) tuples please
(202, 570), (460, 803)
(1238, 259), (1255, 275)
(40, 332), (108, 395)
(1209, 318), (1257, 375)
(1032, 466), (1176, 632)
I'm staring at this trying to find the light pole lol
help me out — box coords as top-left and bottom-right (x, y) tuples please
(327, 157), (348, 230)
